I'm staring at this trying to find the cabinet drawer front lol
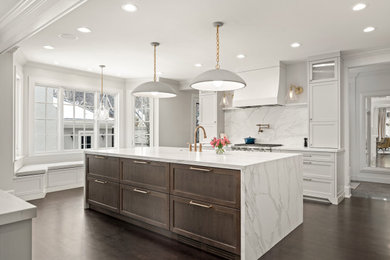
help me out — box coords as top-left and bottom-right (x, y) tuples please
(303, 161), (334, 179)
(87, 176), (119, 212)
(121, 159), (169, 193)
(170, 164), (240, 209)
(120, 185), (169, 230)
(303, 178), (333, 199)
(87, 155), (120, 181)
(170, 196), (240, 254)
(302, 152), (334, 162)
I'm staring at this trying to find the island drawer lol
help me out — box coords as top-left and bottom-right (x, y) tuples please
(170, 195), (240, 255)
(86, 154), (120, 182)
(87, 176), (120, 213)
(120, 184), (169, 230)
(170, 164), (240, 209)
(303, 161), (334, 179)
(121, 159), (169, 193)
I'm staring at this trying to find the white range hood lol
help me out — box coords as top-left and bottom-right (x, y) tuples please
(233, 63), (286, 107)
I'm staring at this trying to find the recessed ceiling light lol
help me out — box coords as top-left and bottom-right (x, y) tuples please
(353, 3), (367, 11)
(363, 26), (375, 32)
(157, 71), (163, 75)
(77, 27), (92, 33)
(58, 33), (78, 40)
(87, 68), (93, 71)
(121, 3), (137, 12)
(290, 42), (301, 48)
(54, 61), (59, 65)
(236, 54), (246, 59)
(43, 45), (54, 50)
(194, 63), (202, 67)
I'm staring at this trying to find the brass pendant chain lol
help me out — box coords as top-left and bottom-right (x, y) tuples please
(216, 25), (220, 69)
(100, 65), (104, 95)
(153, 44), (157, 82)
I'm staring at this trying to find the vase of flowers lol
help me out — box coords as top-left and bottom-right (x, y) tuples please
(210, 136), (230, 154)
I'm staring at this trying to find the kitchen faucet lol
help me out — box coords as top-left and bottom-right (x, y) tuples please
(191, 126), (207, 152)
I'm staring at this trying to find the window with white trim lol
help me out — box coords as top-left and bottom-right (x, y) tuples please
(134, 96), (152, 147)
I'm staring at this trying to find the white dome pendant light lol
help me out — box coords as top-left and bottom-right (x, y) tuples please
(190, 22), (246, 91)
(132, 42), (176, 98)
(95, 65), (110, 120)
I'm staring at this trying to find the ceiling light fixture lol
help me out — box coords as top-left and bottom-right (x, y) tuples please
(95, 65), (111, 120)
(363, 26), (375, 32)
(194, 63), (202, 67)
(132, 42), (176, 98)
(43, 45), (54, 50)
(58, 33), (78, 40)
(121, 3), (137, 12)
(77, 27), (92, 33)
(190, 22), (246, 91)
(290, 42), (301, 48)
(236, 54), (246, 59)
(352, 3), (367, 11)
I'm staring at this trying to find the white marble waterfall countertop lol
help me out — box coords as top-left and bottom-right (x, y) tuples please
(85, 147), (299, 170)
(0, 190), (37, 226)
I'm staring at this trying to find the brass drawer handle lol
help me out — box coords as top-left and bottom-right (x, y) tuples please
(133, 160), (149, 164)
(303, 178), (312, 181)
(94, 179), (107, 184)
(133, 188), (149, 194)
(189, 200), (213, 209)
(189, 167), (211, 172)
(94, 155), (106, 159)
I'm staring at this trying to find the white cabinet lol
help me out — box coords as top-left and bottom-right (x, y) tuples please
(308, 54), (341, 148)
(198, 91), (224, 143)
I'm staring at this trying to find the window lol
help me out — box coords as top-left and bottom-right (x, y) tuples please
(99, 94), (116, 148)
(34, 86), (59, 152)
(134, 96), (152, 147)
(63, 90), (95, 150)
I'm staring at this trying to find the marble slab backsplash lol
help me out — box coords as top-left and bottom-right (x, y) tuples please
(224, 105), (308, 147)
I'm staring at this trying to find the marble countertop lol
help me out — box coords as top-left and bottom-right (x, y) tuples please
(0, 190), (37, 226)
(85, 147), (299, 170)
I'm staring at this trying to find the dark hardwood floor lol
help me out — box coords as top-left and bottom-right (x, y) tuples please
(30, 188), (390, 260)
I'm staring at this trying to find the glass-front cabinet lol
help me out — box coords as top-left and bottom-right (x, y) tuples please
(309, 58), (338, 82)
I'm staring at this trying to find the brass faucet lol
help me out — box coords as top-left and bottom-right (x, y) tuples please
(193, 126), (207, 152)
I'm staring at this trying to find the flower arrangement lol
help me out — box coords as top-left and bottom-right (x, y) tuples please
(210, 136), (231, 154)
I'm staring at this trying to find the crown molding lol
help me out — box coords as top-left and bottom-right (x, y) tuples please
(0, 0), (87, 54)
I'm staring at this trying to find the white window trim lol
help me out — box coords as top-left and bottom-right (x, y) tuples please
(28, 76), (120, 156)
(13, 68), (24, 161)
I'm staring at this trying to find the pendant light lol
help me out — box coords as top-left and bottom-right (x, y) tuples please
(95, 65), (110, 120)
(190, 22), (246, 91)
(132, 42), (176, 98)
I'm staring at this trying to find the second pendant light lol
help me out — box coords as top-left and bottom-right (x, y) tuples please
(132, 42), (176, 98)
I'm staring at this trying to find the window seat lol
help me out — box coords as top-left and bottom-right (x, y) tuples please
(15, 161), (84, 177)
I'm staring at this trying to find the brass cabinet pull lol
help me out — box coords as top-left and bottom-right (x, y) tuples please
(94, 155), (106, 159)
(189, 200), (213, 209)
(189, 167), (211, 172)
(303, 178), (312, 181)
(133, 160), (148, 164)
(94, 179), (107, 184)
(133, 188), (149, 194)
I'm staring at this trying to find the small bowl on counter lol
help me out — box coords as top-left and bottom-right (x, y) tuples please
(244, 137), (256, 144)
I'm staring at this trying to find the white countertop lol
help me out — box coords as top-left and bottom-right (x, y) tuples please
(0, 190), (37, 226)
(275, 146), (344, 153)
(85, 147), (299, 170)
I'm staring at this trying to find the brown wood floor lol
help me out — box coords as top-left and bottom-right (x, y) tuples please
(30, 188), (390, 260)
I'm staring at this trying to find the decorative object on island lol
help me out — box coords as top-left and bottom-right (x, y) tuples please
(95, 65), (111, 120)
(244, 137), (255, 144)
(287, 84), (303, 101)
(256, 123), (270, 133)
(190, 22), (246, 91)
(210, 136), (230, 154)
(132, 42), (176, 98)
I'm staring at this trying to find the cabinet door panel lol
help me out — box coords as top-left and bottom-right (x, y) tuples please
(87, 176), (119, 212)
(170, 164), (240, 209)
(121, 159), (169, 193)
(303, 161), (334, 179)
(120, 185), (169, 229)
(310, 82), (338, 122)
(303, 178), (333, 198)
(87, 155), (120, 181)
(199, 93), (217, 125)
(170, 195), (240, 254)
(310, 122), (338, 148)
(309, 58), (338, 82)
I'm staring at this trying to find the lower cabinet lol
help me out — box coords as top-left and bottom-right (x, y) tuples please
(120, 184), (169, 230)
(170, 195), (240, 255)
(87, 176), (119, 213)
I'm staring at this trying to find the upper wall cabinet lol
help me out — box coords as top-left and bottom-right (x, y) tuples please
(309, 58), (338, 83)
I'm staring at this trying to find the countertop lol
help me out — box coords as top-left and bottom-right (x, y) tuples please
(85, 147), (300, 170)
(275, 146), (344, 153)
(0, 190), (37, 226)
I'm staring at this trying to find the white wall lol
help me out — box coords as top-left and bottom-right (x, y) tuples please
(0, 52), (14, 190)
(286, 62), (307, 104)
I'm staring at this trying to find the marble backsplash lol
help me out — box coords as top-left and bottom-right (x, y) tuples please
(224, 105), (308, 147)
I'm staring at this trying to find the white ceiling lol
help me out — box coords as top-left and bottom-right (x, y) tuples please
(19, 0), (390, 80)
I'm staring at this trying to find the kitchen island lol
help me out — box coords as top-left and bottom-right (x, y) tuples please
(84, 147), (303, 260)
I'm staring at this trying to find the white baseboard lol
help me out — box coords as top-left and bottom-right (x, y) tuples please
(46, 183), (84, 193)
(344, 185), (352, 198)
(18, 192), (46, 201)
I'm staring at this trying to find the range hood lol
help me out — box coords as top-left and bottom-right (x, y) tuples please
(233, 63), (286, 107)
